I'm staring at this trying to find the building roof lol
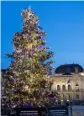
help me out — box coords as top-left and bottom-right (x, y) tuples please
(55, 64), (83, 74)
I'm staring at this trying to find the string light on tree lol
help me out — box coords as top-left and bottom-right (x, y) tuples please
(3, 7), (58, 108)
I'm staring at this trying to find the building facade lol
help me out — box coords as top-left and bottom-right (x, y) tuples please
(51, 72), (84, 101)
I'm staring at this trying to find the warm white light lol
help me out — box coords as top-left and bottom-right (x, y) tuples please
(80, 73), (84, 76)
(24, 85), (28, 91)
(67, 100), (69, 101)
(61, 100), (63, 102)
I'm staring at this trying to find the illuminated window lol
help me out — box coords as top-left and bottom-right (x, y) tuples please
(68, 85), (72, 91)
(62, 85), (66, 91)
(57, 85), (61, 91)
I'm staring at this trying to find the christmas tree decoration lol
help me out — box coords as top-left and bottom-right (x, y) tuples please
(3, 7), (58, 108)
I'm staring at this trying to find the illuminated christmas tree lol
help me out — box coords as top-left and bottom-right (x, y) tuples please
(4, 8), (58, 107)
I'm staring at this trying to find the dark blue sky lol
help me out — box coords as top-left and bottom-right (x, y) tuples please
(1, 1), (84, 69)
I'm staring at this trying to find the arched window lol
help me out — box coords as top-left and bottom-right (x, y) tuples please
(57, 85), (61, 91)
(62, 85), (66, 91)
(75, 84), (79, 91)
(75, 84), (79, 86)
(68, 85), (72, 91)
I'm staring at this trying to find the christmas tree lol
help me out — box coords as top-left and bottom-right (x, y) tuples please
(3, 8), (58, 108)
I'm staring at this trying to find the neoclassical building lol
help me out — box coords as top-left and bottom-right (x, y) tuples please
(51, 64), (84, 101)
